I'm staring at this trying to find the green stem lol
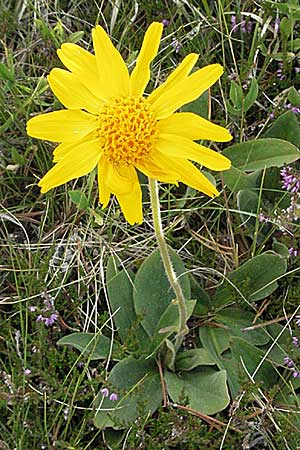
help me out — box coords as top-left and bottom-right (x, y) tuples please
(148, 178), (188, 351)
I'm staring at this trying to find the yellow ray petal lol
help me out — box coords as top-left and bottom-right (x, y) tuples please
(158, 112), (232, 142)
(27, 110), (98, 143)
(52, 133), (96, 162)
(129, 22), (163, 97)
(155, 151), (219, 197)
(57, 43), (107, 100)
(136, 154), (179, 183)
(48, 69), (102, 114)
(53, 142), (74, 163)
(92, 25), (129, 98)
(150, 64), (224, 119)
(38, 139), (101, 193)
(147, 53), (199, 105)
(98, 156), (111, 207)
(157, 134), (231, 171)
(116, 180), (143, 225)
(106, 163), (136, 195)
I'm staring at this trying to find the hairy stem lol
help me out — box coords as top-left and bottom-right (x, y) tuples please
(148, 178), (188, 351)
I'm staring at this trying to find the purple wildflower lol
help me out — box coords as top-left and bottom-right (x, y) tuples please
(291, 106), (300, 114)
(280, 166), (300, 193)
(269, 112), (275, 120)
(274, 18), (280, 33)
(101, 387), (110, 398)
(289, 247), (299, 257)
(171, 38), (181, 53)
(284, 356), (294, 367)
(36, 315), (44, 322)
(240, 20), (247, 33)
(109, 392), (118, 401)
(292, 336), (299, 347)
(295, 316), (300, 327)
(231, 15), (237, 28)
(28, 306), (37, 312)
(295, 67), (300, 74)
(24, 368), (31, 375)
(292, 370), (300, 378)
(162, 19), (169, 26)
(246, 21), (253, 33)
(44, 313), (58, 327)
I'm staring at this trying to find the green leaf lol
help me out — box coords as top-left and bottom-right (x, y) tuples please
(66, 31), (85, 44)
(199, 327), (231, 356)
(106, 257), (149, 349)
(231, 337), (278, 389)
(133, 248), (191, 336)
(229, 80), (243, 109)
(222, 138), (300, 172)
(147, 300), (196, 358)
(165, 368), (230, 415)
(94, 356), (161, 429)
(103, 429), (125, 450)
(181, 90), (208, 118)
(280, 17), (292, 40)
(57, 332), (118, 360)
(272, 240), (290, 258)
(264, 111), (300, 147)
(0, 62), (14, 82)
(244, 78), (258, 112)
(237, 189), (260, 228)
(163, 339), (176, 371)
(215, 307), (270, 346)
(199, 327), (240, 396)
(214, 252), (287, 306)
(68, 190), (89, 210)
(175, 348), (216, 371)
(223, 167), (259, 192)
(190, 276), (211, 316)
(288, 87), (300, 106)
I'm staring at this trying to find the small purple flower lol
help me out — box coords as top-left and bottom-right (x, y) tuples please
(295, 316), (300, 327)
(274, 18), (280, 33)
(289, 247), (299, 257)
(291, 106), (300, 114)
(240, 20), (247, 33)
(292, 370), (300, 378)
(246, 21), (253, 33)
(24, 368), (31, 375)
(101, 387), (110, 398)
(44, 313), (58, 327)
(280, 166), (300, 193)
(269, 112), (275, 119)
(284, 356), (294, 367)
(109, 392), (118, 401)
(36, 315), (44, 322)
(171, 38), (181, 53)
(28, 306), (37, 312)
(231, 15), (237, 28)
(162, 19), (169, 26)
(292, 336), (299, 347)
(295, 67), (300, 74)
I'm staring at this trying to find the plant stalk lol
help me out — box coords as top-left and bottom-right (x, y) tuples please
(148, 178), (188, 351)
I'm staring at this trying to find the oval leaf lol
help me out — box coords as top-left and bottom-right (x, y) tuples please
(165, 368), (230, 415)
(133, 248), (191, 336)
(223, 138), (300, 171)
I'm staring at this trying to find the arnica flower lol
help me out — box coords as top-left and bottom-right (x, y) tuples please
(27, 22), (232, 224)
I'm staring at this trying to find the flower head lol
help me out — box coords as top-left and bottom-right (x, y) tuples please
(109, 392), (118, 401)
(100, 387), (110, 397)
(27, 23), (232, 224)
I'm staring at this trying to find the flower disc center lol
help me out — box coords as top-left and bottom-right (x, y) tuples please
(97, 97), (158, 165)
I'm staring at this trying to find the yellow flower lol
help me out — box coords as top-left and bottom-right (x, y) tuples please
(27, 22), (232, 224)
